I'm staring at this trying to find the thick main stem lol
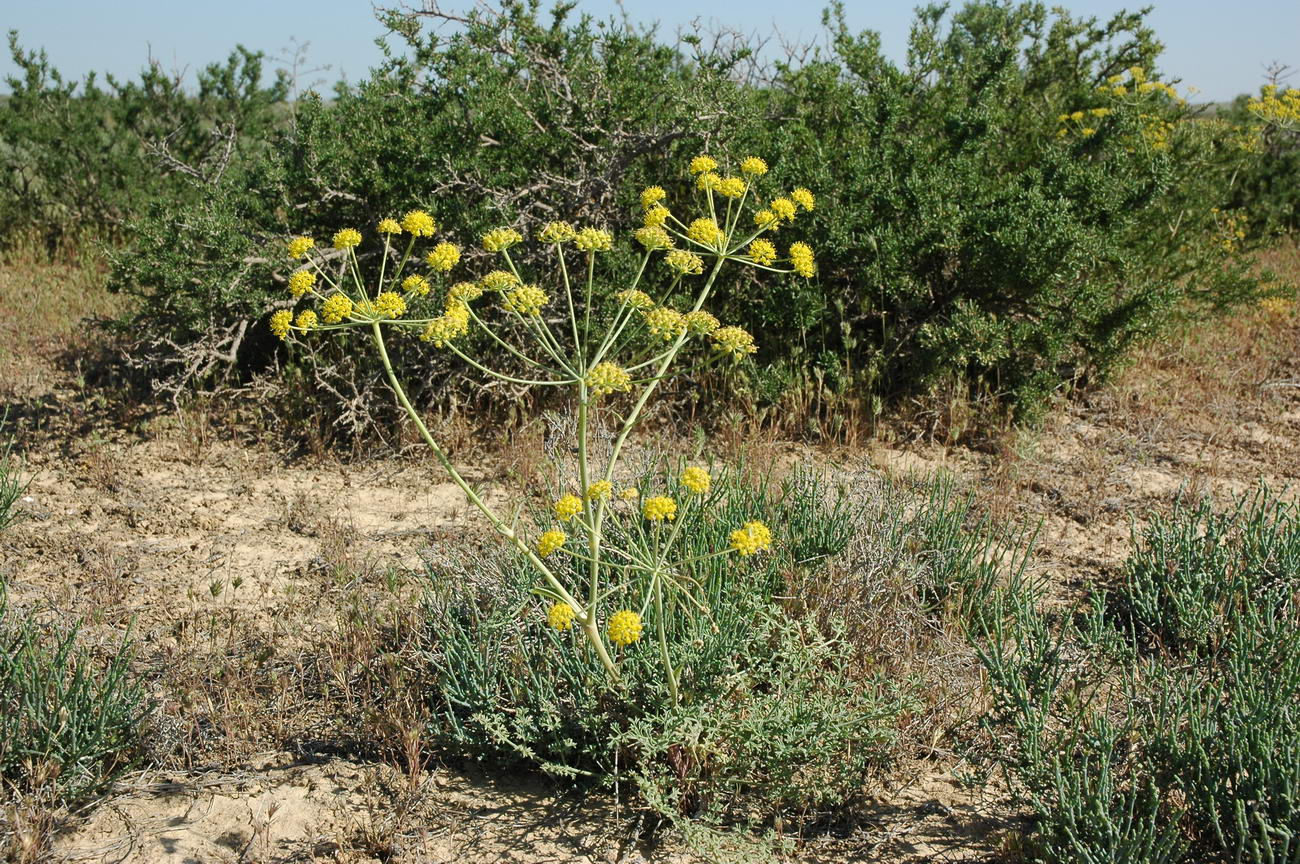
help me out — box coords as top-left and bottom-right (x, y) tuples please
(368, 322), (618, 678)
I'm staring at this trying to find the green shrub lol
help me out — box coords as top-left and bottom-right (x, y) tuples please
(421, 467), (911, 825)
(978, 486), (1300, 863)
(92, 1), (1268, 430)
(0, 31), (287, 249)
(0, 588), (148, 804)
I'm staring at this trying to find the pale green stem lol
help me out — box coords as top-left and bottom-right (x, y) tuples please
(368, 321), (618, 678)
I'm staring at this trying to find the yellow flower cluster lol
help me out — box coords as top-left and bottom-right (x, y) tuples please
(748, 239), (776, 266)
(321, 293), (354, 324)
(295, 309), (317, 331)
(482, 227), (523, 252)
(791, 188), (815, 211)
(372, 291), (407, 319)
(402, 210), (437, 237)
(740, 156), (768, 176)
(635, 225), (674, 250)
(641, 186), (667, 209)
(585, 362), (632, 396)
(402, 274), (431, 296)
(643, 205), (670, 228)
(537, 530), (567, 558)
(665, 249), (704, 275)
(729, 520), (772, 556)
(575, 227), (614, 252)
(688, 155), (718, 175)
(686, 217), (725, 249)
(504, 284), (548, 316)
(769, 197), (797, 222)
(684, 310), (719, 335)
(607, 610), (643, 646)
(554, 494), (584, 522)
(1096, 68), (1183, 104)
(332, 228), (362, 250)
(481, 270), (520, 291)
(426, 242), (460, 273)
(539, 221), (577, 243)
(288, 236), (315, 259)
(789, 242), (816, 278)
(1247, 85), (1300, 130)
(420, 301), (470, 347)
(717, 176), (746, 198)
(711, 325), (757, 357)
(680, 466), (710, 495)
(615, 289), (654, 310)
(644, 306), (686, 341)
(288, 270), (316, 298)
(1210, 207), (1248, 254)
(269, 310), (292, 340)
(449, 281), (484, 302)
(547, 601), (576, 630)
(377, 218), (402, 235)
(586, 481), (613, 501)
(642, 496), (677, 522)
(619, 487), (639, 501)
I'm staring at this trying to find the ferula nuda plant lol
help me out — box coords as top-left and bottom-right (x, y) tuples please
(271, 154), (813, 695)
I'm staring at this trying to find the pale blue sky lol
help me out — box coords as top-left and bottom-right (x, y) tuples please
(4, 1), (1297, 102)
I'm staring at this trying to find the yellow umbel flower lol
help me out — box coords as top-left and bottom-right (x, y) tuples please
(586, 481), (613, 501)
(619, 487), (639, 501)
(377, 218), (402, 235)
(294, 309), (318, 331)
(537, 530), (567, 558)
(374, 291), (407, 319)
(269, 310), (292, 340)
(555, 494), (584, 522)
(680, 466), (711, 495)
(482, 227), (523, 252)
(401, 210), (437, 237)
(684, 310), (720, 335)
(448, 281), (484, 302)
(747, 239), (777, 266)
(634, 226), (673, 250)
(729, 520), (772, 556)
(644, 307), (686, 341)
(686, 217), (725, 249)
(402, 274), (431, 296)
(615, 289), (654, 310)
(696, 171), (722, 192)
(426, 242), (461, 273)
(770, 197), (797, 223)
(504, 284), (548, 316)
(791, 187), (815, 211)
(539, 221), (577, 243)
(332, 228), (362, 250)
(717, 176), (746, 198)
(789, 242), (816, 278)
(420, 302), (470, 347)
(585, 362), (632, 396)
(321, 293), (354, 324)
(481, 270), (521, 291)
(288, 270), (316, 298)
(640, 186), (667, 209)
(643, 205), (670, 228)
(688, 155), (718, 175)
(665, 249), (704, 276)
(642, 496), (677, 522)
(740, 156), (768, 176)
(287, 236), (315, 259)
(754, 209), (779, 230)
(607, 610), (643, 646)
(575, 227), (614, 252)
(547, 600), (576, 630)
(711, 325), (757, 357)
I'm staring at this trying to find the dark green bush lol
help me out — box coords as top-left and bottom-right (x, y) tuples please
(1223, 87), (1300, 234)
(9, 1), (1270, 427)
(978, 487), (1300, 863)
(0, 588), (148, 804)
(0, 32), (288, 249)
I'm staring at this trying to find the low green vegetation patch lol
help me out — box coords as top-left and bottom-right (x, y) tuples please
(978, 486), (1300, 863)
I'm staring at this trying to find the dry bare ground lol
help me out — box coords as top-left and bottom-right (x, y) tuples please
(1, 242), (1297, 863)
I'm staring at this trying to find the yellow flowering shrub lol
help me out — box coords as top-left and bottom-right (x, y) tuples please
(270, 152), (806, 695)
